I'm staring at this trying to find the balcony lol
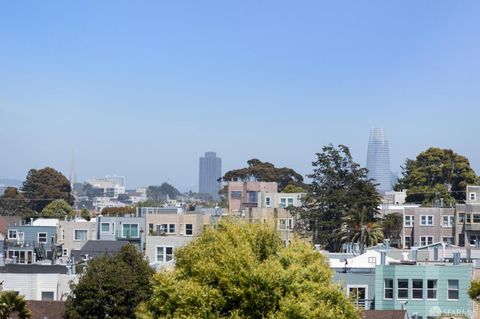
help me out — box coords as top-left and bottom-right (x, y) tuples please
(114, 230), (142, 241)
(352, 299), (374, 310)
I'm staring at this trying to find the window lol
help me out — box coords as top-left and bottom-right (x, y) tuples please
(442, 237), (453, 245)
(470, 192), (477, 201)
(278, 218), (293, 230)
(420, 236), (433, 246)
(74, 230), (88, 241)
(404, 236), (412, 248)
(384, 279), (393, 299)
(404, 216), (414, 227)
(61, 229), (65, 241)
(467, 214), (472, 223)
(459, 234), (465, 247)
(397, 279), (409, 299)
(185, 224), (193, 236)
(230, 191), (242, 199)
(427, 280), (437, 299)
(101, 223), (110, 233)
(474, 214), (480, 223)
(169, 224), (176, 234)
(420, 215), (433, 226)
(247, 191), (258, 203)
(459, 213), (465, 223)
(265, 197), (271, 207)
(442, 216), (455, 227)
(412, 279), (423, 299)
(62, 249), (68, 256)
(8, 229), (17, 239)
(122, 224), (139, 238)
(348, 286), (367, 309)
(41, 291), (54, 301)
(38, 232), (47, 243)
(448, 280), (459, 300)
(287, 198), (294, 206)
(470, 235), (480, 245)
(156, 246), (174, 263)
(279, 197), (294, 208)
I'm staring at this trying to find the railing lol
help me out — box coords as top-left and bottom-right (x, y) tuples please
(352, 299), (374, 310)
(4, 239), (52, 250)
(114, 230), (141, 240)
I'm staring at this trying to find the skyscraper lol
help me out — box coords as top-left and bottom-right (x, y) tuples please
(366, 128), (392, 192)
(199, 152), (222, 201)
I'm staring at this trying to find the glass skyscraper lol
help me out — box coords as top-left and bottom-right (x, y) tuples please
(366, 128), (392, 192)
(199, 151), (222, 201)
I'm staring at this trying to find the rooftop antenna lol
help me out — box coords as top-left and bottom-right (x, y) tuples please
(69, 148), (77, 187)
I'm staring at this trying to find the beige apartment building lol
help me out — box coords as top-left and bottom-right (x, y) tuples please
(56, 218), (97, 262)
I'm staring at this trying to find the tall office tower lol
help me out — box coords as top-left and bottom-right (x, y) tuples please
(366, 128), (392, 192)
(199, 152), (222, 201)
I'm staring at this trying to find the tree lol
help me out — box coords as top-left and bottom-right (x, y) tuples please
(81, 183), (104, 199)
(0, 187), (29, 216)
(117, 193), (131, 204)
(101, 206), (136, 216)
(469, 280), (480, 300)
(147, 183), (181, 201)
(293, 144), (381, 251)
(382, 213), (403, 247)
(22, 167), (73, 212)
(41, 199), (75, 218)
(282, 184), (307, 193)
(80, 208), (91, 221)
(137, 220), (360, 319)
(395, 147), (477, 206)
(0, 291), (31, 319)
(65, 244), (154, 319)
(222, 159), (306, 192)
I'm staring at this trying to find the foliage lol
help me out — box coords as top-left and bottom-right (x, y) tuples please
(41, 199), (75, 218)
(395, 147), (477, 206)
(222, 159), (306, 192)
(22, 167), (73, 212)
(117, 193), (131, 204)
(0, 187), (30, 216)
(282, 184), (307, 193)
(138, 220), (360, 319)
(101, 206), (136, 216)
(469, 280), (480, 300)
(147, 183), (181, 201)
(0, 291), (31, 319)
(293, 144), (381, 251)
(65, 244), (154, 319)
(382, 213), (403, 247)
(81, 183), (104, 199)
(80, 208), (91, 221)
(136, 200), (165, 208)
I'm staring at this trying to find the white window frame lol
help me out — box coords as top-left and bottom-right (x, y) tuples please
(41, 291), (55, 301)
(8, 229), (17, 239)
(420, 215), (434, 226)
(279, 197), (294, 208)
(427, 279), (437, 300)
(470, 192), (477, 201)
(442, 237), (453, 245)
(404, 216), (414, 227)
(404, 236), (412, 248)
(384, 279), (393, 300)
(185, 224), (193, 236)
(101, 222), (111, 234)
(412, 279), (423, 300)
(168, 224), (176, 234)
(346, 285), (368, 305)
(38, 232), (47, 244)
(62, 248), (68, 256)
(17, 232), (25, 245)
(122, 223), (139, 238)
(265, 196), (271, 207)
(74, 229), (88, 241)
(447, 279), (459, 301)
(155, 245), (174, 263)
(442, 215), (455, 227)
(420, 236), (433, 246)
(61, 228), (65, 241)
(397, 279), (409, 300)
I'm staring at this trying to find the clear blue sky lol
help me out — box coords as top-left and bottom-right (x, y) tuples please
(1, 1), (479, 190)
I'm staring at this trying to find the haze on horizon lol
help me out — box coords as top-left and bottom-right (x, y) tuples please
(1, 1), (479, 191)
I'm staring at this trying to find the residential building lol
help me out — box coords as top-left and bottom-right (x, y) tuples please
(375, 261), (473, 319)
(199, 151), (222, 201)
(456, 185), (480, 247)
(97, 215), (145, 249)
(86, 175), (126, 198)
(227, 181), (279, 213)
(366, 128), (392, 192)
(402, 207), (455, 248)
(56, 218), (97, 262)
(70, 240), (129, 262)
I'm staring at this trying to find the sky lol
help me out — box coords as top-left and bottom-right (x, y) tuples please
(1, 1), (479, 191)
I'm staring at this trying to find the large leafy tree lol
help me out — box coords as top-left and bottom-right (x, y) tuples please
(41, 199), (75, 218)
(137, 220), (359, 319)
(294, 144), (381, 251)
(65, 244), (154, 319)
(0, 187), (29, 216)
(22, 167), (73, 213)
(0, 291), (31, 319)
(222, 159), (306, 192)
(382, 213), (403, 247)
(147, 183), (181, 201)
(395, 147), (477, 206)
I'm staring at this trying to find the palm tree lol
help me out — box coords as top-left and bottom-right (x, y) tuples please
(0, 291), (31, 319)
(336, 207), (384, 252)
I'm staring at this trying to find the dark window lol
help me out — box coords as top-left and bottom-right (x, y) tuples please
(185, 224), (193, 236)
(384, 279), (393, 299)
(230, 191), (242, 199)
(412, 279), (423, 299)
(398, 279), (409, 299)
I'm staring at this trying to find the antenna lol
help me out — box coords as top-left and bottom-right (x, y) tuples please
(70, 148), (77, 187)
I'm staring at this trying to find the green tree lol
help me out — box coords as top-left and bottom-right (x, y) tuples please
(137, 220), (360, 319)
(382, 213), (403, 247)
(41, 199), (75, 218)
(395, 147), (477, 206)
(147, 183), (181, 201)
(80, 208), (91, 221)
(0, 187), (30, 216)
(293, 144), (381, 251)
(101, 206), (136, 216)
(222, 159), (306, 192)
(117, 193), (131, 204)
(0, 291), (31, 319)
(282, 183), (307, 193)
(469, 280), (480, 300)
(22, 167), (73, 212)
(65, 244), (154, 319)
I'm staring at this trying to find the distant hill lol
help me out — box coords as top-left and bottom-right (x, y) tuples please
(0, 178), (23, 188)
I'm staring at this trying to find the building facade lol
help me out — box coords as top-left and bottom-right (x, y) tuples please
(366, 127), (392, 192)
(456, 185), (480, 247)
(198, 152), (222, 201)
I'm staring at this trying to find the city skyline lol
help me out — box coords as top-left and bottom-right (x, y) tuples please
(1, 1), (480, 189)
(366, 128), (393, 192)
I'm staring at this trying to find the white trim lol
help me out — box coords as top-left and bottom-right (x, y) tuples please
(397, 279), (409, 300)
(73, 229), (88, 241)
(426, 279), (438, 300)
(420, 215), (434, 226)
(411, 279), (423, 300)
(384, 279), (393, 300)
(185, 224), (193, 236)
(346, 284), (368, 298)
(8, 229), (17, 239)
(155, 245), (174, 263)
(37, 232), (47, 244)
(447, 279), (459, 301)
(122, 223), (139, 238)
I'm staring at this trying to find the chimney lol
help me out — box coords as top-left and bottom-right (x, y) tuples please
(380, 249), (387, 265)
(453, 252), (461, 265)
(412, 248), (418, 262)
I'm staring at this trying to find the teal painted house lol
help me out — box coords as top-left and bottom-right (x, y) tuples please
(375, 263), (473, 319)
